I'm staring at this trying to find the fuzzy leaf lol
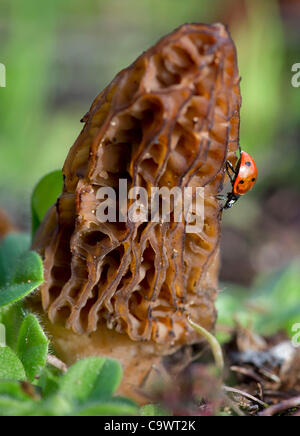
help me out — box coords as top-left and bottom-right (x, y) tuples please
(59, 357), (122, 403)
(0, 302), (27, 350)
(88, 358), (123, 400)
(0, 347), (26, 381)
(17, 314), (49, 381)
(27, 395), (73, 417)
(0, 251), (44, 307)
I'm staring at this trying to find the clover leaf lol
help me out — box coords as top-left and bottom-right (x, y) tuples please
(17, 314), (49, 382)
(0, 347), (26, 381)
(0, 232), (44, 308)
(0, 250), (44, 307)
(58, 357), (123, 403)
(0, 302), (27, 349)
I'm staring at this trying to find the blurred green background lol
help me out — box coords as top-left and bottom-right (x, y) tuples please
(0, 0), (300, 336)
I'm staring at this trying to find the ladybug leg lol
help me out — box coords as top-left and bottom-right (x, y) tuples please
(216, 194), (226, 201)
(225, 161), (236, 186)
(226, 160), (236, 174)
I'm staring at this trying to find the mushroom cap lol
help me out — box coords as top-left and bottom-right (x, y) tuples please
(33, 23), (241, 350)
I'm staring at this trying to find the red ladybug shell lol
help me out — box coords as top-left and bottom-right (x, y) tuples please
(233, 151), (257, 195)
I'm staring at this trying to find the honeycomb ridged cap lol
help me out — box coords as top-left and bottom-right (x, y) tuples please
(33, 23), (241, 348)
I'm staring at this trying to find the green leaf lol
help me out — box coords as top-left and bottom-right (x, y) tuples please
(88, 358), (123, 401)
(0, 397), (36, 417)
(38, 367), (61, 397)
(59, 357), (105, 402)
(0, 233), (30, 288)
(0, 380), (33, 401)
(0, 347), (26, 381)
(17, 314), (49, 382)
(0, 251), (44, 307)
(0, 302), (28, 350)
(0, 395), (72, 417)
(140, 404), (171, 416)
(74, 398), (138, 416)
(12, 251), (43, 285)
(31, 170), (63, 236)
(26, 395), (73, 417)
(59, 357), (122, 403)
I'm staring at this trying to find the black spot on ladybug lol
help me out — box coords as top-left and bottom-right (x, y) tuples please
(252, 178), (256, 182)
(245, 161), (251, 167)
(239, 180), (245, 184)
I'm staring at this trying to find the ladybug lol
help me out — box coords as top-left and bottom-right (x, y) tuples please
(219, 148), (257, 209)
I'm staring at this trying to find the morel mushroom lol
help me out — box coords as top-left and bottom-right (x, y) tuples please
(32, 23), (241, 399)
